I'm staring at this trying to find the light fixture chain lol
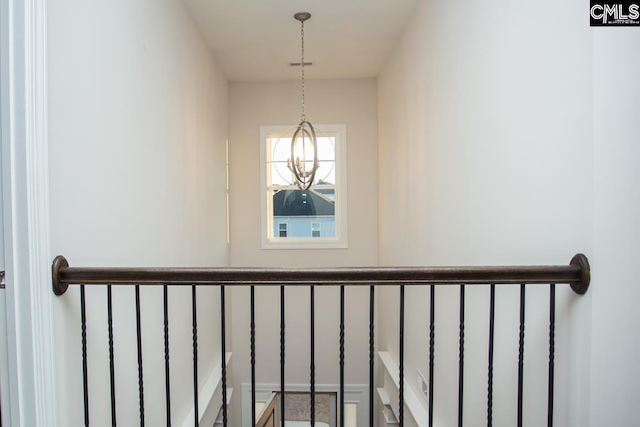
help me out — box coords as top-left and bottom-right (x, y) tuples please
(289, 12), (319, 190)
(300, 19), (306, 122)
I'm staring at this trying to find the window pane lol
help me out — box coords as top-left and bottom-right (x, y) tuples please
(312, 187), (335, 202)
(270, 134), (293, 161)
(272, 190), (335, 238)
(315, 160), (336, 185)
(269, 134), (336, 186)
(271, 161), (294, 186)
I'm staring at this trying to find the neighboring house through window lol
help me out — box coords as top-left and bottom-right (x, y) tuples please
(311, 222), (321, 237)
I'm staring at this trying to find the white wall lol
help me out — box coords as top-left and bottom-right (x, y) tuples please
(48, 0), (228, 425)
(378, 0), (594, 425)
(590, 30), (640, 426)
(228, 79), (378, 268)
(228, 79), (378, 425)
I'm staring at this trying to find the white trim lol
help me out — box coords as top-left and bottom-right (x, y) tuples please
(0, 0), (57, 425)
(241, 382), (367, 427)
(213, 387), (234, 426)
(378, 352), (429, 427)
(181, 353), (232, 427)
(0, 1), (14, 424)
(260, 124), (348, 250)
(376, 388), (398, 426)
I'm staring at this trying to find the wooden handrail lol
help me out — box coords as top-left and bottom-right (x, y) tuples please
(52, 254), (590, 296)
(52, 253), (591, 426)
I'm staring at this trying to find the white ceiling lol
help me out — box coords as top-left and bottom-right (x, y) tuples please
(181, 0), (423, 82)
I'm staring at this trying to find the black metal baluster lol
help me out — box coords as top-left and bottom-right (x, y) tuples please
(458, 285), (465, 427)
(487, 284), (495, 427)
(429, 285), (435, 427)
(164, 285), (171, 427)
(280, 286), (286, 427)
(340, 285), (345, 427)
(221, 285), (228, 427)
(80, 285), (90, 427)
(310, 285), (316, 427)
(369, 286), (375, 427)
(399, 285), (405, 427)
(517, 284), (526, 427)
(135, 285), (145, 427)
(250, 286), (256, 427)
(107, 285), (117, 426)
(548, 284), (556, 427)
(192, 286), (199, 427)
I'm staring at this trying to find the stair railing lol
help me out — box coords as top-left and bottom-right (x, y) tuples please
(52, 253), (590, 427)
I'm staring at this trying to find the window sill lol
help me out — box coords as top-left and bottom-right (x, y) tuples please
(261, 237), (348, 250)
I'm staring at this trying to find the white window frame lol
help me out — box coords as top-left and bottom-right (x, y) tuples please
(260, 124), (348, 250)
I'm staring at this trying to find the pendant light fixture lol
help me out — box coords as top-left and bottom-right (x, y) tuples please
(287, 12), (319, 190)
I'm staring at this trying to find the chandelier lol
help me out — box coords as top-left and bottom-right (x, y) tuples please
(287, 12), (319, 190)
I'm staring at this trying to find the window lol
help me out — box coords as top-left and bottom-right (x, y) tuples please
(311, 222), (321, 237)
(260, 124), (347, 249)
